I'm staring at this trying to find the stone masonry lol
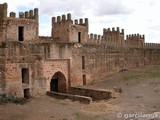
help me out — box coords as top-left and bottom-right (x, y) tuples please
(0, 3), (160, 98)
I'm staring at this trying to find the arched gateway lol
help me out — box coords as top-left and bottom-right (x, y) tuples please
(50, 71), (67, 93)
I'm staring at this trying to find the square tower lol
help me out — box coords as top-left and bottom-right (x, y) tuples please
(52, 13), (89, 43)
(0, 3), (39, 42)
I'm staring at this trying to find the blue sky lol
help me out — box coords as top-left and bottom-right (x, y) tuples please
(1, 0), (160, 43)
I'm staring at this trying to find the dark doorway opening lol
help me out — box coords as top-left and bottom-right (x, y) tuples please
(21, 68), (29, 84)
(18, 26), (24, 41)
(83, 74), (86, 85)
(78, 32), (81, 43)
(50, 72), (67, 93)
(50, 78), (58, 92)
(24, 89), (30, 99)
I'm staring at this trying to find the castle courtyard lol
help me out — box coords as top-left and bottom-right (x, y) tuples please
(1, 65), (160, 120)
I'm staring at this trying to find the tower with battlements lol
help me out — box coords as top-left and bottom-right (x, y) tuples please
(126, 34), (145, 48)
(103, 27), (124, 46)
(51, 13), (88, 43)
(0, 3), (39, 42)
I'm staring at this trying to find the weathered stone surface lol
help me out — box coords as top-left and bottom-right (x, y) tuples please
(0, 2), (160, 98)
(69, 87), (112, 101)
(47, 91), (92, 104)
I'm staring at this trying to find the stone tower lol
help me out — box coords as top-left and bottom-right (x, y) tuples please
(51, 13), (89, 43)
(0, 2), (39, 42)
(103, 27), (124, 46)
(126, 34), (145, 48)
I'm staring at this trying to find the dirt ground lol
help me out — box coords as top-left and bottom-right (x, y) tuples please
(1, 65), (160, 120)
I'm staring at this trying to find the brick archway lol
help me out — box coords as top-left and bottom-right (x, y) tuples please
(50, 71), (67, 93)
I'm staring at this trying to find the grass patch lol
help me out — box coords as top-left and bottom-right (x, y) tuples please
(12, 98), (28, 105)
(73, 112), (80, 119)
(144, 72), (160, 78)
(124, 72), (160, 81)
(62, 118), (68, 120)
(0, 95), (28, 105)
(124, 75), (140, 81)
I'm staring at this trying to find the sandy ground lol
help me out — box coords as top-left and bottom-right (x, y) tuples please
(1, 65), (160, 120)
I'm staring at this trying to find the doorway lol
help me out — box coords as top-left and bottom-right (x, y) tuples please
(50, 71), (67, 93)
(83, 74), (86, 85)
(24, 89), (30, 99)
(50, 78), (58, 92)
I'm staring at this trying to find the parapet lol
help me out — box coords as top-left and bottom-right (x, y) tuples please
(52, 13), (88, 27)
(103, 27), (124, 35)
(52, 13), (72, 23)
(145, 43), (160, 49)
(125, 33), (145, 48)
(126, 34), (145, 40)
(9, 8), (38, 20)
(74, 18), (88, 27)
(88, 33), (102, 44)
(102, 27), (125, 46)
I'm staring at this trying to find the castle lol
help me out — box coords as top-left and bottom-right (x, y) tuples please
(0, 3), (160, 98)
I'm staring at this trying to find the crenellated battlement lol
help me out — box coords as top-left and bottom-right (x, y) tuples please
(126, 34), (145, 40)
(88, 33), (103, 44)
(52, 13), (88, 28)
(145, 43), (160, 48)
(9, 8), (38, 20)
(0, 2), (159, 47)
(52, 13), (72, 23)
(125, 34), (145, 48)
(52, 13), (89, 43)
(74, 18), (88, 27)
(0, 3), (38, 21)
(103, 27), (124, 42)
(0, 2), (39, 42)
(102, 27), (124, 46)
(103, 27), (124, 35)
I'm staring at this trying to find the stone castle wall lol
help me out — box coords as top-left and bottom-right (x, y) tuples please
(0, 2), (160, 98)
(0, 41), (70, 97)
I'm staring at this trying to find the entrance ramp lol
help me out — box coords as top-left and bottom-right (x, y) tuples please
(47, 91), (92, 104)
(47, 87), (112, 104)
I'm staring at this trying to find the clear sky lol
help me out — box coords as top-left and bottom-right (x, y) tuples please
(1, 0), (160, 43)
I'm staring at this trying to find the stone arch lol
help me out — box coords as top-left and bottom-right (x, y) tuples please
(50, 71), (67, 93)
